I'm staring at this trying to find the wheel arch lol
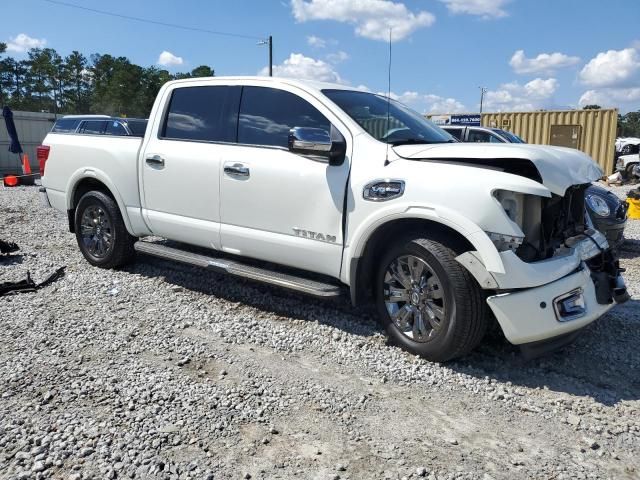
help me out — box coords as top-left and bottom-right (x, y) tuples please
(347, 211), (503, 307)
(66, 173), (133, 234)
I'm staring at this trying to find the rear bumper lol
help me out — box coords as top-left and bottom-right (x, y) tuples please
(487, 265), (624, 345)
(39, 187), (52, 208)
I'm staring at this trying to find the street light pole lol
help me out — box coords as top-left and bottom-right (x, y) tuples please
(268, 35), (273, 77)
(258, 35), (273, 76)
(479, 87), (487, 115)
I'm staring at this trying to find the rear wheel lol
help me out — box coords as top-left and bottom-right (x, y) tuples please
(625, 163), (638, 181)
(375, 235), (487, 362)
(74, 191), (136, 268)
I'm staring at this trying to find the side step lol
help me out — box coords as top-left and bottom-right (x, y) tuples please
(134, 241), (343, 298)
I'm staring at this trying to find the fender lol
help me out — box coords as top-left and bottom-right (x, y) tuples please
(341, 202), (505, 285)
(65, 167), (139, 235)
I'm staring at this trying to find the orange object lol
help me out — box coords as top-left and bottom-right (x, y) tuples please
(3, 175), (19, 187)
(22, 153), (32, 175)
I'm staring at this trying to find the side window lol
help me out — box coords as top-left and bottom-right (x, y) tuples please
(238, 86), (330, 148)
(52, 118), (81, 133)
(81, 121), (107, 135)
(444, 128), (463, 140)
(161, 85), (240, 142)
(105, 121), (128, 136)
(489, 134), (504, 143)
(468, 130), (493, 143)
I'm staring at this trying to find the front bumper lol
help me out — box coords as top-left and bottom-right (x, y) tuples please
(487, 263), (626, 345)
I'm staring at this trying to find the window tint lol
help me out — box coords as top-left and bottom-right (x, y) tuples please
(125, 120), (148, 137)
(162, 86), (240, 142)
(238, 87), (330, 148)
(52, 118), (81, 133)
(444, 128), (463, 140)
(105, 121), (128, 136)
(81, 121), (107, 135)
(468, 129), (501, 143)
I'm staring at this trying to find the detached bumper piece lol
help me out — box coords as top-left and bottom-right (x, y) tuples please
(0, 267), (66, 297)
(587, 249), (630, 305)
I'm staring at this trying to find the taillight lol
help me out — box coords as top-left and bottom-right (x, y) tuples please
(36, 145), (50, 176)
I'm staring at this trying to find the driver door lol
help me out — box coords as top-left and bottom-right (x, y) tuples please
(218, 86), (351, 278)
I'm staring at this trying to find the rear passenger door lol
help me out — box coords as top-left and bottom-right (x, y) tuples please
(140, 84), (241, 249)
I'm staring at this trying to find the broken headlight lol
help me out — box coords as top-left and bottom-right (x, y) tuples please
(585, 193), (610, 217)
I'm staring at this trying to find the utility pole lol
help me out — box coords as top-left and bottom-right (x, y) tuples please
(258, 35), (273, 76)
(479, 87), (487, 115)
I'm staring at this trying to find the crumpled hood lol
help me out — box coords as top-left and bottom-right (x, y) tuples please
(393, 143), (603, 196)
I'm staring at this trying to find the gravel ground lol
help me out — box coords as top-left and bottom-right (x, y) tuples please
(1, 185), (639, 480)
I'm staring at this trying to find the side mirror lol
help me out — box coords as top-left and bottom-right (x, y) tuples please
(288, 125), (346, 166)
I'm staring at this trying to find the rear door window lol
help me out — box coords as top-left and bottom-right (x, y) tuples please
(105, 121), (128, 136)
(238, 86), (330, 148)
(444, 128), (463, 140)
(161, 85), (241, 142)
(80, 120), (108, 135)
(468, 129), (503, 143)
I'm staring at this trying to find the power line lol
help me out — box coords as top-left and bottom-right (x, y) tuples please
(41, 0), (266, 41)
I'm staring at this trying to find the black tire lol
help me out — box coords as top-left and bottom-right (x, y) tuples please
(74, 190), (136, 268)
(625, 163), (638, 181)
(375, 234), (487, 362)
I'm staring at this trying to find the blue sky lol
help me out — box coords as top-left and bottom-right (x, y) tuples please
(3, 0), (640, 113)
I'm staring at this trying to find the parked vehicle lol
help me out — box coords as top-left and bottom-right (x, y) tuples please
(38, 77), (628, 361)
(444, 125), (628, 248)
(614, 138), (640, 179)
(51, 115), (148, 137)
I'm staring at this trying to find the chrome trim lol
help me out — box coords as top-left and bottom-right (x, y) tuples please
(363, 179), (405, 202)
(134, 241), (342, 297)
(553, 287), (586, 322)
(224, 163), (250, 177)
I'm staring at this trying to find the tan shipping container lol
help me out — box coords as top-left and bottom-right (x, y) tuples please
(481, 109), (618, 174)
(428, 109), (618, 175)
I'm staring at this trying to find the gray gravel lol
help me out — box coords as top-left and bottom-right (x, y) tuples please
(1, 185), (639, 480)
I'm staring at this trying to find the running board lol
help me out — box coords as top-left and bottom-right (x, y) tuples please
(134, 241), (343, 298)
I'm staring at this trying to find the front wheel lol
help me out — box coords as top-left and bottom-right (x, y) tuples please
(74, 190), (136, 268)
(375, 235), (487, 362)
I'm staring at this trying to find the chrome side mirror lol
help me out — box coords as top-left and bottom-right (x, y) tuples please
(288, 125), (346, 166)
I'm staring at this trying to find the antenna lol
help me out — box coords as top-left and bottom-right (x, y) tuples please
(385, 28), (392, 165)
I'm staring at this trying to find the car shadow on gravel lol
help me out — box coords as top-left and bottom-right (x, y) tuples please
(450, 302), (640, 406)
(125, 256), (383, 339)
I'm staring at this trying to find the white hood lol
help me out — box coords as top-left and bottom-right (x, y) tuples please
(393, 143), (603, 196)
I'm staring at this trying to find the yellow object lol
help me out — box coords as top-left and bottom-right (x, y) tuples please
(627, 197), (640, 219)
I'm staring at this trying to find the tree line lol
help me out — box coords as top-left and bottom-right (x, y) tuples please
(0, 43), (214, 118)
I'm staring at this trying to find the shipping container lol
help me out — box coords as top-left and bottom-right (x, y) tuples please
(428, 109), (618, 174)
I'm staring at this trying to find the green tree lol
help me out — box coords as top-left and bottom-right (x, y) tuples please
(618, 111), (640, 137)
(583, 104), (601, 110)
(63, 51), (91, 113)
(190, 65), (214, 77)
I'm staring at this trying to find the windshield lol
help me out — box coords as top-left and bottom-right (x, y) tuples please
(495, 129), (526, 143)
(322, 89), (455, 145)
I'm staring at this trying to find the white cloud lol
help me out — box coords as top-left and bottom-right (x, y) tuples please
(483, 78), (559, 111)
(510, 49), (580, 75)
(6, 33), (46, 53)
(439, 0), (510, 18)
(378, 90), (467, 113)
(307, 35), (327, 48)
(157, 50), (184, 67)
(579, 47), (640, 88)
(579, 87), (640, 112)
(291, 0), (435, 41)
(326, 50), (349, 64)
(260, 53), (344, 83)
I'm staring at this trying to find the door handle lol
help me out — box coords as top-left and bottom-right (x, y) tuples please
(146, 155), (165, 167)
(224, 163), (250, 177)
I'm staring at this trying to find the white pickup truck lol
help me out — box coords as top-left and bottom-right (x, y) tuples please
(39, 76), (628, 361)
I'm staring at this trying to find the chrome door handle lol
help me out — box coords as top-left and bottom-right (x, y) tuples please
(224, 163), (250, 177)
(146, 155), (165, 167)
